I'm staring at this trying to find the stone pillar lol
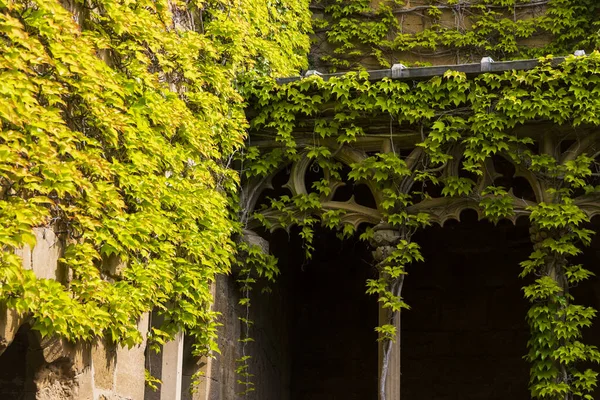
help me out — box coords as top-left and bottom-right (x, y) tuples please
(160, 330), (184, 400)
(192, 230), (270, 399)
(371, 224), (401, 400)
(379, 308), (401, 400)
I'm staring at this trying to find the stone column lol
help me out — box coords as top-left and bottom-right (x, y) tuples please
(371, 224), (402, 400)
(160, 330), (184, 400)
(377, 308), (401, 400)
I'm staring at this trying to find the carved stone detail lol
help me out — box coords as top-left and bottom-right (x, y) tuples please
(244, 133), (600, 231)
(242, 229), (270, 254)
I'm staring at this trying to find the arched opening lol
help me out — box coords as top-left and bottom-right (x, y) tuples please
(402, 210), (532, 400)
(288, 227), (378, 400)
(253, 225), (379, 400)
(570, 215), (600, 399)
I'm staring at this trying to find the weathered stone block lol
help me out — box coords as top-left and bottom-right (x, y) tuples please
(15, 227), (65, 281)
(35, 358), (78, 400)
(101, 254), (126, 279)
(0, 307), (22, 355)
(75, 367), (94, 400)
(400, 13), (424, 34)
(92, 340), (117, 391)
(98, 394), (131, 400)
(242, 230), (269, 254)
(114, 313), (148, 400)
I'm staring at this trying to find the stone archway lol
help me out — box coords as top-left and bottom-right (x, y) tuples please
(240, 130), (600, 400)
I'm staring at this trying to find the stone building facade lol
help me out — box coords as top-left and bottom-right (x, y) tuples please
(4, 56), (600, 400)
(2, 2), (600, 400)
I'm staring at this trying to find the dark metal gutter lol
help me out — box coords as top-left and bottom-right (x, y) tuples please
(276, 56), (571, 85)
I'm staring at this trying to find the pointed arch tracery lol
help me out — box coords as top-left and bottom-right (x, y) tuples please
(243, 130), (600, 230)
(243, 143), (384, 231)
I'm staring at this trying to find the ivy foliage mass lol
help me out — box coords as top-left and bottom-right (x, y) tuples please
(4, 0), (600, 399)
(311, 0), (600, 71)
(244, 52), (600, 398)
(0, 0), (310, 356)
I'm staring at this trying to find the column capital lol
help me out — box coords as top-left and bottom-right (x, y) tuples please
(241, 229), (269, 254)
(370, 224), (401, 265)
(371, 224), (401, 247)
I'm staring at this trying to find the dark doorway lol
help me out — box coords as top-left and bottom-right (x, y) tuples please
(571, 215), (600, 399)
(269, 226), (379, 400)
(402, 211), (532, 400)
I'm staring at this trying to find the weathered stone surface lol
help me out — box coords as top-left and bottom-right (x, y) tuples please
(371, 225), (400, 247)
(22, 334), (95, 399)
(15, 227), (65, 281)
(35, 358), (78, 400)
(0, 307), (22, 355)
(372, 245), (395, 263)
(92, 340), (116, 391)
(75, 367), (94, 400)
(101, 254), (126, 279)
(242, 230), (269, 254)
(160, 330), (184, 400)
(183, 274), (242, 400)
(40, 336), (70, 364)
(98, 394), (130, 400)
(214, 274), (241, 400)
(401, 12), (424, 34)
(144, 347), (162, 400)
(114, 313), (148, 400)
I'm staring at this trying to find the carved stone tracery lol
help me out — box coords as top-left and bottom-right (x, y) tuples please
(244, 128), (600, 231)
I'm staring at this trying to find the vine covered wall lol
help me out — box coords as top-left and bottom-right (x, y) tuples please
(309, 0), (600, 71)
(242, 52), (600, 398)
(3, 0), (600, 398)
(0, 0), (310, 369)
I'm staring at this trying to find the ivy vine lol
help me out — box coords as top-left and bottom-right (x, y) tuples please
(242, 53), (600, 398)
(0, 0), (310, 382)
(310, 0), (600, 71)
(4, 0), (600, 398)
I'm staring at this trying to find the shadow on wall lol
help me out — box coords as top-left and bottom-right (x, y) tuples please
(0, 324), (43, 400)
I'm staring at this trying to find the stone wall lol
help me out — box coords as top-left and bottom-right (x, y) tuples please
(0, 227), (149, 400)
(0, 317), (148, 400)
(185, 274), (242, 400)
(0, 225), (293, 400)
(244, 266), (292, 400)
(188, 238), (293, 400)
(311, 0), (551, 70)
